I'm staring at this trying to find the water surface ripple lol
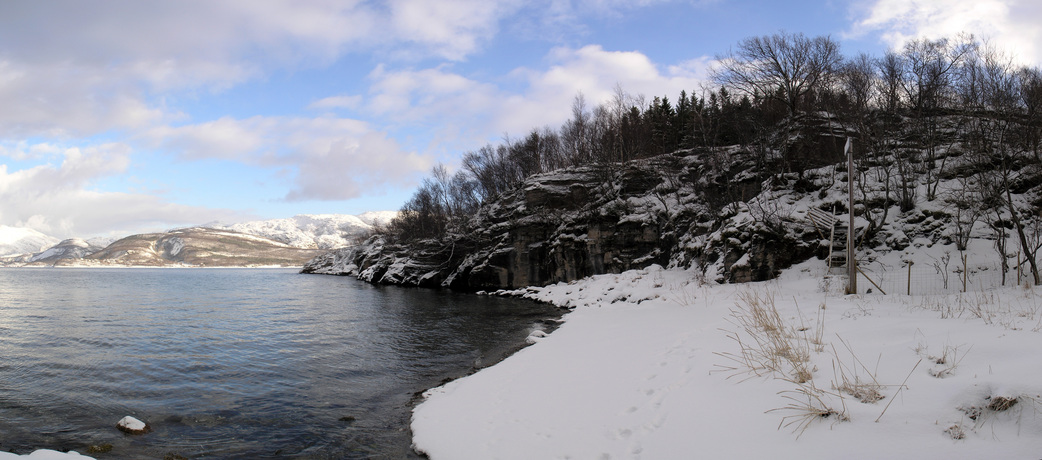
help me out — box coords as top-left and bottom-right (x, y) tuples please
(0, 268), (560, 458)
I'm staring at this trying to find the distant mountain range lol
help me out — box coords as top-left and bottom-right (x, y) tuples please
(0, 212), (396, 267)
(207, 212), (396, 249)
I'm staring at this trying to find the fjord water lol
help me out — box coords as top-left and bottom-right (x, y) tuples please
(0, 268), (560, 458)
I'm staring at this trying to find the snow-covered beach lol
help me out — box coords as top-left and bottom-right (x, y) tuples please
(412, 261), (1042, 459)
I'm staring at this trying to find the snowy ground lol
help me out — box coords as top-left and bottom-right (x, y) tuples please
(412, 261), (1042, 459)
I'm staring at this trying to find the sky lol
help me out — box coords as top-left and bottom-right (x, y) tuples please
(1, 0), (1041, 239)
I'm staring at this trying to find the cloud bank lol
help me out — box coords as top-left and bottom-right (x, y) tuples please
(850, 0), (1042, 65)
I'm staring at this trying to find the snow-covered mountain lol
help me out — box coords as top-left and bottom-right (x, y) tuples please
(28, 238), (107, 264)
(0, 226), (60, 258)
(1, 212), (397, 266)
(209, 213), (397, 250)
(80, 227), (324, 267)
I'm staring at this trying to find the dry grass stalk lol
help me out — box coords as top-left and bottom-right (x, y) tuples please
(944, 424), (966, 440)
(927, 343), (971, 378)
(768, 382), (848, 439)
(987, 396), (1018, 412)
(831, 336), (885, 404)
(875, 358), (922, 423)
(719, 291), (813, 383)
(717, 289), (849, 435)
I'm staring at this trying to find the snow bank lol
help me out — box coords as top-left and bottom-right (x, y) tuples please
(412, 263), (1042, 459)
(0, 451), (93, 459)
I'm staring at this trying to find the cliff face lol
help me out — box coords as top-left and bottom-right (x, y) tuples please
(303, 145), (823, 290)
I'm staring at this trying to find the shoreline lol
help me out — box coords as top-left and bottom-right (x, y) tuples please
(400, 294), (568, 458)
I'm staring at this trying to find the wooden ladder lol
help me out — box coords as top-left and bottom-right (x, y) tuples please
(806, 208), (846, 273)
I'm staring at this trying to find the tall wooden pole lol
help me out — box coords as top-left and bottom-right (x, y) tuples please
(846, 137), (857, 295)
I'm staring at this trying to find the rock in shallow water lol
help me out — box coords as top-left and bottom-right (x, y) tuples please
(116, 416), (151, 435)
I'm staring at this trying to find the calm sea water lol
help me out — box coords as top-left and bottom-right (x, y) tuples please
(0, 268), (561, 459)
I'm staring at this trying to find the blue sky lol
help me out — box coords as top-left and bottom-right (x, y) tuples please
(1, 0), (1040, 239)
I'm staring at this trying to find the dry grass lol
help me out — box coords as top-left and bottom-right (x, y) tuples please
(944, 424), (966, 440)
(831, 337), (885, 404)
(925, 342), (971, 379)
(959, 395), (1020, 422)
(988, 395), (1019, 412)
(769, 383), (849, 438)
(956, 393), (1041, 436)
(918, 290), (1042, 331)
(716, 289), (848, 436)
(715, 290), (813, 383)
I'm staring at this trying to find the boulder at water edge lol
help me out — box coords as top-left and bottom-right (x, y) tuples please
(116, 416), (151, 435)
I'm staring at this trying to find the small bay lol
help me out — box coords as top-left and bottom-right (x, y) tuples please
(0, 268), (561, 458)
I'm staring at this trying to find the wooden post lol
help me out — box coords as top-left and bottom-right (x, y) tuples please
(1017, 250), (1022, 286)
(846, 137), (857, 295)
(907, 261), (913, 296)
(962, 254), (968, 293)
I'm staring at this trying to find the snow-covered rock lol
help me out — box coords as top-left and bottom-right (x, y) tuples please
(116, 415), (150, 434)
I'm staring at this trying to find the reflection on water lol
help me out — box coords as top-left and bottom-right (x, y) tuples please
(0, 268), (561, 459)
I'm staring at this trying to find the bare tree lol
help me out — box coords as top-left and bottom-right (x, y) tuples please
(713, 31), (843, 116)
(900, 35), (977, 201)
(841, 52), (875, 115)
(1017, 67), (1042, 162)
(561, 92), (594, 166)
(963, 44), (1042, 285)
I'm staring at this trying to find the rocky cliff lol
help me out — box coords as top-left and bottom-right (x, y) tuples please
(303, 144), (829, 289)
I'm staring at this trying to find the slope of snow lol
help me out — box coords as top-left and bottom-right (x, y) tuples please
(0, 226), (60, 257)
(211, 213), (396, 249)
(412, 261), (1042, 459)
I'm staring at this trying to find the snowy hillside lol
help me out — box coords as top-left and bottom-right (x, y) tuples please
(0, 226), (60, 258)
(211, 213), (396, 249)
(28, 238), (103, 263)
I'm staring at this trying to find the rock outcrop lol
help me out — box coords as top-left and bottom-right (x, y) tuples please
(304, 146), (819, 289)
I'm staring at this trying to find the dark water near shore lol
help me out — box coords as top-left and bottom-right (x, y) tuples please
(0, 268), (561, 459)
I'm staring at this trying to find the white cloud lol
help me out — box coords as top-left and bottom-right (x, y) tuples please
(0, 1), (532, 139)
(359, 45), (711, 153)
(366, 65), (501, 121)
(146, 116), (432, 201)
(0, 59), (168, 138)
(498, 45), (710, 134)
(387, 0), (524, 60)
(850, 0), (1042, 66)
(308, 95), (364, 111)
(0, 143), (239, 238)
